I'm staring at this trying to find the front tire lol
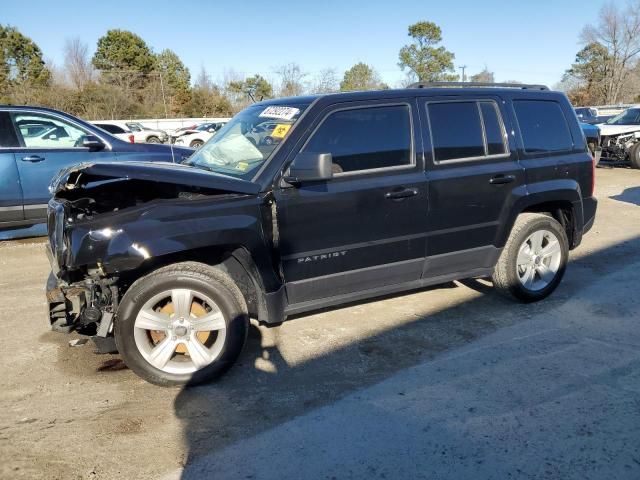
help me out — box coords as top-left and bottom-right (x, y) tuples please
(146, 136), (161, 144)
(492, 213), (569, 303)
(115, 262), (248, 386)
(189, 140), (204, 149)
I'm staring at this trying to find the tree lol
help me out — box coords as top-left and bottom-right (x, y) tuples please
(311, 68), (339, 93)
(63, 37), (94, 90)
(92, 29), (156, 86)
(155, 49), (191, 115)
(228, 74), (273, 102)
(187, 67), (232, 117)
(563, 42), (611, 105)
(398, 21), (457, 82)
(470, 67), (495, 83)
(580, 1), (640, 103)
(0, 25), (51, 91)
(274, 62), (306, 97)
(340, 62), (387, 91)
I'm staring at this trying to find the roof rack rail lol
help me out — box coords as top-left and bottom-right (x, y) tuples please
(408, 82), (549, 91)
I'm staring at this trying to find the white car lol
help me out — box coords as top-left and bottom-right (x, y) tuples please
(91, 120), (168, 144)
(174, 122), (227, 148)
(92, 122), (135, 143)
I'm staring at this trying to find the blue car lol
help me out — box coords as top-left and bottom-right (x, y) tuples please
(0, 106), (193, 230)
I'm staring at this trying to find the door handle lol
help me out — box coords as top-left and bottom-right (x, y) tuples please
(489, 174), (516, 185)
(21, 155), (45, 163)
(385, 187), (418, 200)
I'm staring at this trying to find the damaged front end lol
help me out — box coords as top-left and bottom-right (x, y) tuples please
(45, 161), (262, 352)
(600, 129), (640, 165)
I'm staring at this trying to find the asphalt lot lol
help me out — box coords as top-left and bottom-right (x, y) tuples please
(1, 167), (639, 480)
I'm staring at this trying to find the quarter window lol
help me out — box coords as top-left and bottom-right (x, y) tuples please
(303, 105), (412, 174)
(514, 100), (573, 153)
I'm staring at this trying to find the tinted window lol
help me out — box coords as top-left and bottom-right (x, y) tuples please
(428, 102), (484, 161)
(303, 105), (411, 173)
(514, 100), (573, 153)
(96, 123), (125, 134)
(0, 112), (19, 147)
(480, 102), (506, 155)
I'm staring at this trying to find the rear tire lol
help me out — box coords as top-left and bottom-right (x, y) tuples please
(492, 213), (569, 303)
(115, 262), (248, 386)
(146, 136), (161, 144)
(628, 142), (640, 169)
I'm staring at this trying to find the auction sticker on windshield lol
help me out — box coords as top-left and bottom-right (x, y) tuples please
(259, 106), (300, 121)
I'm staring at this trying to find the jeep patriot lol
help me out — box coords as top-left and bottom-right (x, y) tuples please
(45, 83), (597, 385)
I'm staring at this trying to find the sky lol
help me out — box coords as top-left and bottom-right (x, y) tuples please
(1, 0), (624, 89)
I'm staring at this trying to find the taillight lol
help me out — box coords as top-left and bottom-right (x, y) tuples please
(128, 135), (135, 143)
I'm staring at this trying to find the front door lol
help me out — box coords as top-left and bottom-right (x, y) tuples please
(11, 110), (115, 221)
(274, 100), (429, 306)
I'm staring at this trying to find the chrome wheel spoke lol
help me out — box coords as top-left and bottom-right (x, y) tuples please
(135, 309), (170, 331)
(536, 264), (555, 284)
(520, 265), (536, 288)
(171, 289), (193, 319)
(191, 311), (225, 332)
(529, 230), (545, 253)
(148, 337), (178, 369)
(540, 240), (560, 258)
(517, 246), (533, 266)
(185, 338), (213, 369)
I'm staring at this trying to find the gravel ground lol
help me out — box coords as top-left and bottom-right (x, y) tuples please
(0, 167), (639, 480)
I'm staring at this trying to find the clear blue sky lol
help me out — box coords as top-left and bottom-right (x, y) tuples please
(2, 0), (622, 88)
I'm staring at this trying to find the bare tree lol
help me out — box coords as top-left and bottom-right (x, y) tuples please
(581, 1), (640, 103)
(311, 68), (339, 93)
(274, 62), (306, 97)
(63, 37), (94, 90)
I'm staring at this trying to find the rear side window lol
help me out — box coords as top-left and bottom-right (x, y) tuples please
(0, 112), (20, 147)
(514, 100), (573, 153)
(303, 105), (412, 174)
(427, 101), (507, 162)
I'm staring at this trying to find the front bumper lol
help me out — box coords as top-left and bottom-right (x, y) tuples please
(46, 272), (89, 333)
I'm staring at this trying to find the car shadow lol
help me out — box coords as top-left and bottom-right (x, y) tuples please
(610, 186), (640, 206)
(173, 234), (640, 478)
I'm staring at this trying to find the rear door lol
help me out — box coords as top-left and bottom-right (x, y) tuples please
(11, 110), (115, 221)
(0, 111), (24, 225)
(420, 96), (525, 278)
(274, 99), (429, 306)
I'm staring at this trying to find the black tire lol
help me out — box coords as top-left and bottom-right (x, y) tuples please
(628, 142), (640, 169)
(189, 140), (204, 149)
(492, 213), (569, 303)
(114, 262), (248, 386)
(146, 136), (161, 144)
(263, 136), (274, 145)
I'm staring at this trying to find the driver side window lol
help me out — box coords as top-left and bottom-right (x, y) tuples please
(13, 113), (91, 149)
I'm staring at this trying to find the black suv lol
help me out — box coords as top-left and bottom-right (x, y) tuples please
(45, 83), (597, 386)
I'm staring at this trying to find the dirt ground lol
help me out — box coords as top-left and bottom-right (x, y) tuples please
(0, 167), (639, 480)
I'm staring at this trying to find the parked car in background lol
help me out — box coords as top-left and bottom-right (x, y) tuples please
(174, 121), (227, 148)
(580, 122), (601, 164)
(93, 122), (136, 143)
(575, 107), (613, 125)
(91, 120), (168, 144)
(0, 106), (193, 230)
(44, 83), (596, 385)
(245, 121), (288, 146)
(597, 106), (640, 167)
(168, 124), (198, 144)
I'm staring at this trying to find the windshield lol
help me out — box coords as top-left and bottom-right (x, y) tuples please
(184, 102), (309, 177)
(606, 108), (640, 125)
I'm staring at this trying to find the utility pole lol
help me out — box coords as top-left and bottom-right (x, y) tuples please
(458, 65), (467, 82)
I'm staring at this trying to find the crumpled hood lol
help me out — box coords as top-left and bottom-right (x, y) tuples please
(596, 124), (640, 136)
(50, 161), (261, 195)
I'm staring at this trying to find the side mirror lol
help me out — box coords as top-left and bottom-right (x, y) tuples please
(82, 135), (106, 151)
(284, 152), (333, 184)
